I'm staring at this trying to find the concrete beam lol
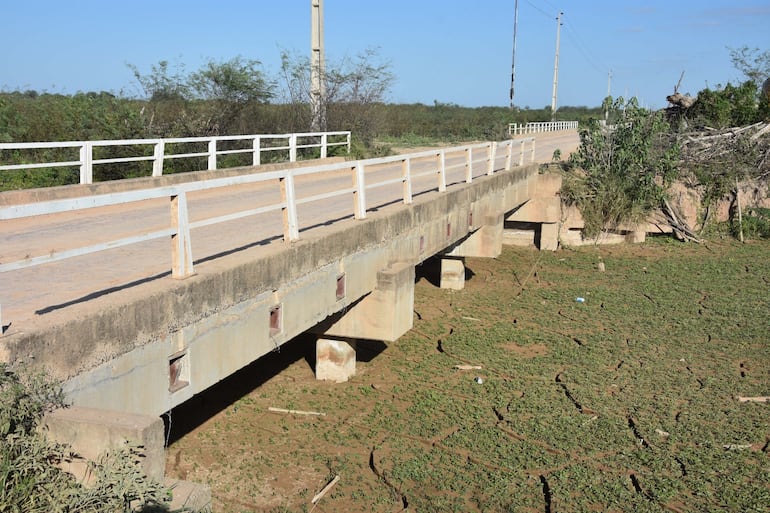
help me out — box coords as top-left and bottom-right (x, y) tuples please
(323, 262), (415, 342)
(447, 213), (503, 258)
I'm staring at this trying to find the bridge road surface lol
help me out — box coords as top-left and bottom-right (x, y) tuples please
(0, 131), (579, 336)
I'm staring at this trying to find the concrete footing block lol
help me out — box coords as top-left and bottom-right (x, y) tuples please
(540, 223), (560, 251)
(440, 257), (465, 290)
(316, 337), (357, 382)
(43, 406), (165, 483)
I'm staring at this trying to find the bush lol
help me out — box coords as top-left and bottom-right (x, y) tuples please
(562, 97), (679, 238)
(0, 364), (171, 513)
(735, 207), (770, 239)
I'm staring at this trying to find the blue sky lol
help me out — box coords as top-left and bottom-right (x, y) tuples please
(2, 1), (768, 109)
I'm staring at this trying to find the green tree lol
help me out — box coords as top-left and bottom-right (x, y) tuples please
(562, 97), (680, 238)
(688, 81), (761, 128)
(188, 56), (275, 135)
(728, 46), (770, 89)
(278, 47), (394, 142)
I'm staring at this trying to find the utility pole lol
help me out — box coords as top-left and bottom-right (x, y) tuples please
(550, 11), (563, 121)
(605, 69), (612, 121)
(310, 0), (326, 131)
(509, 0), (519, 109)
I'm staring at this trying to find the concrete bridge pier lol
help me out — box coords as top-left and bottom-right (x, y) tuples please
(505, 173), (562, 251)
(441, 211), (505, 290)
(316, 262), (415, 382)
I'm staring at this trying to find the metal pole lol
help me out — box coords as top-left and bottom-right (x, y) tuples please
(550, 12), (563, 121)
(310, 0), (326, 131)
(509, 0), (519, 109)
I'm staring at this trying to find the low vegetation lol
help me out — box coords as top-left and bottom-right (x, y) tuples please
(0, 364), (171, 512)
(166, 240), (770, 512)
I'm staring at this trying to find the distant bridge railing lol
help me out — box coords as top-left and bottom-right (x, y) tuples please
(0, 131), (351, 186)
(0, 138), (535, 306)
(508, 121), (578, 136)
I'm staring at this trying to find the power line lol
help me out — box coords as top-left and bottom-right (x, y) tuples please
(523, 0), (554, 19)
(563, 21), (604, 75)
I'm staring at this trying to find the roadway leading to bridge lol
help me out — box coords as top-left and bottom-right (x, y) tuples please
(0, 131), (578, 335)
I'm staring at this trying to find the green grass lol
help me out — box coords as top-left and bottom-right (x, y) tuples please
(168, 239), (770, 512)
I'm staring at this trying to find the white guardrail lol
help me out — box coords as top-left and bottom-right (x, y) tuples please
(0, 131), (351, 185)
(0, 137), (535, 273)
(0, 137), (535, 327)
(508, 121), (578, 136)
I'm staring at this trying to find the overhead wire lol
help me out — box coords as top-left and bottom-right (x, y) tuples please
(562, 14), (606, 75)
(522, 0), (554, 19)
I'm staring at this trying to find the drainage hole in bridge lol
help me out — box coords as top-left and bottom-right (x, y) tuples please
(168, 351), (190, 393)
(336, 274), (346, 301)
(270, 305), (283, 337)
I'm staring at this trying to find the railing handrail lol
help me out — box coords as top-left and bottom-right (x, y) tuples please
(0, 136), (536, 328)
(508, 121), (578, 136)
(0, 131), (352, 184)
(0, 137), (535, 264)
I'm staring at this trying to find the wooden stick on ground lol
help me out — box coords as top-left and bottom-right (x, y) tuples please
(312, 475), (340, 504)
(268, 407), (326, 416)
(737, 396), (770, 403)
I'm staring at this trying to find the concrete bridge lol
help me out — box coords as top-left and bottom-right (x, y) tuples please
(0, 129), (578, 504)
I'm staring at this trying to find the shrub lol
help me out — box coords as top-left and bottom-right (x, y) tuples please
(0, 364), (171, 513)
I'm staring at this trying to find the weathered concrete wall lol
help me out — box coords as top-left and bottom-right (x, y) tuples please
(1, 163), (539, 417)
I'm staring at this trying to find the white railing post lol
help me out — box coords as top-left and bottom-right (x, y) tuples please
(519, 139), (526, 166)
(402, 158), (412, 204)
(530, 139), (536, 163)
(353, 163), (367, 219)
(320, 133), (328, 159)
(170, 192), (194, 279)
(152, 140), (165, 177)
(280, 170), (300, 241)
(505, 141), (513, 171)
(346, 132), (351, 153)
(464, 147), (472, 183)
(253, 136), (261, 166)
(487, 142), (496, 175)
(437, 151), (447, 192)
(289, 134), (298, 162)
(79, 142), (93, 184)
(207, 139), (217, 170)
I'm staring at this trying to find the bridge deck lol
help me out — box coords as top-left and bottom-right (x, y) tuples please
(0, 132), (578, 336)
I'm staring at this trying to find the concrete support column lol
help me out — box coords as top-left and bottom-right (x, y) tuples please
(440, 257), (466, 290)
(540, 222), (560, 251)
(316, 337), (357, 382)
